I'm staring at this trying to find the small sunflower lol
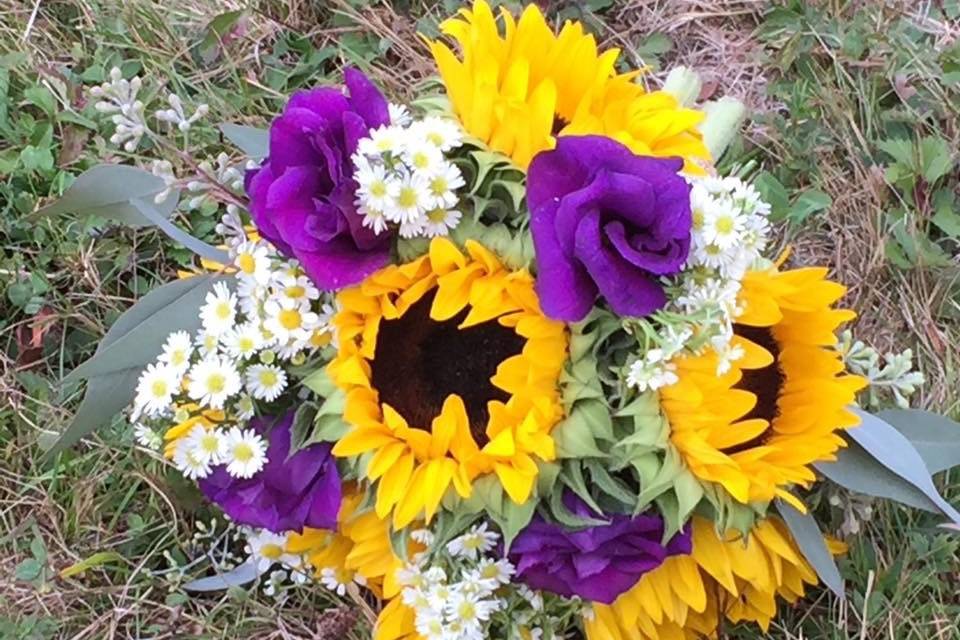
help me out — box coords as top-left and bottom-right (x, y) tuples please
(585, 516), (843, 640)
(662, 266), (867, 508)
(427, 0), (710, 170)
(329, 238), (567, 528)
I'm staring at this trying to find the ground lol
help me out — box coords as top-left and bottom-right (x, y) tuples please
(1, 1), (959, 638)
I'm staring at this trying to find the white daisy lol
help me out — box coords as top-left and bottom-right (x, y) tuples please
(200, 282), (237, 335)
(158, 330), (193, 372)
(422, 207), (461, 238)
(183, 423), (226, 465)
(236, 277), (268, 319)
(413, 116), (463, 151)
(386, 173), (431, 224)
(358, 124), (404, 157)
(358, 203), (390, 235)
(271, 271), (319, 306)
(186, 356), (242, 409)
(233, 393), (256, 420)
(223, 426), (268, 478)
(625, 348), (678, 392)
(399, 215), (427, 239)
(355, 159), (393, 212)
(173, 438), (212, 479)
(245, 529), (299, 572)
(221, 322), (264, 360)
(444, 591), (499, 626)
(319, 567), (366, 596)
(425, 162), (464, 210)
(196, 330), (221, 357)
(263, 297), (319, 344)
(701, 204), (745, 249)
(133, 423), (162, 450)
(134, 363), (180, 416)
(245, 364), (288, 402)
(389, 102), (412, 127)
(446, 522), (498, 560)
(473, 558), (514, 586)
(233, 240), (273, 285)
(403, 141), (444, 175)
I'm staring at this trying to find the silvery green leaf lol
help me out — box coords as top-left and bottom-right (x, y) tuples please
(497, 497), (537, 552)
(131, 199), (229, 263)
(30, 164), (179, 227)
(183, 561), (264, 592)
(301, 367), (338, 397)
(877, 408), (960, 474)
(662, 66), (702, 107)
(816, 409), (960, 523)
(63, 274), (229, 385)
(290, 402), (320, 453)
(776, 500), (845, 598)
(700, 96), (746, 161)
(219, 123), (268, 160)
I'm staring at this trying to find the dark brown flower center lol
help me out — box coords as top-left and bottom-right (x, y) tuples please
(370, 290), (525, 447)
(552, 114), (569, 136)
(722, 324), (784, 454)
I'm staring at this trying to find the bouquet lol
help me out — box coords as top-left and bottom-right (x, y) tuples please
(44, 2), (960, 638)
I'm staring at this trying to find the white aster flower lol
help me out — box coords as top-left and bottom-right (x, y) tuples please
(271, 271), (320, 306)
(319, 567), (365, 596)
(403, 140), (445, 175)
(389, 102), (412, 127)
(134, 363), (180, 416)
(245, 529), (298, 572)
(355, 158), (393, 212)
(233, 240), (273, 285)
(200, 282), (238, 335)
(413, 116), (463, 151)
(422, 207), (462, 238)
(399, 215), (427, 239)
(245, 364), (288, 402)
(446, 522), (498, 560)
(173, 437), (212, 479)
(474, 558), (514, 586)
(713, 339), (746, 375)
(626, 348), (678, 392)
(196, 330), (221, 357)
(233, 393), (256, 420)
(445, 591), (499, 627)
(387, 173), (431, 224)
(158, 330), (194, 372)
(223, 426), (268, 478)
(236, 277), (268, 319)
(358, 204), (390, 235)
(359, 124), (404, 156)
(425, 162), (465, 210)
(133, 423), (162, 450)
(187, 356), (242, 409)
(221, 322), (265, 360)
(263, 297), (319, 344)
(183, 424), (226, 465)
(410, 529), (435, 546)
(701, 203), (745, 249)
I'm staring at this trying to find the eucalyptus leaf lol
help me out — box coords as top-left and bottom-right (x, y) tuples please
(877, 408), (960, 474)
(776, 500), (845, 598)
(131, 199), (229, 263)
(182, 561), (264, 592)
(63, 275), (228, 384)
(290, 402), (319, 453)
(816, 409), (960, 523)
(699, 97), (746, 161)
(219, 123), (269, 160)
(29, 164), (179, 227)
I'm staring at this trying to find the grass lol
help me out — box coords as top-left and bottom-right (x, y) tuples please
(1, 0), (958, 638)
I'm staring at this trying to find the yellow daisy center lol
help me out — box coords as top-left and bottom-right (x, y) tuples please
(429, 176), (448, 196)
(369, 180), (387, 197)
(285, 285), (305, 299)
(238, 336), (254, 352)
(215, 301), (231, 319)
(427, 208), (448, 223)
(715, 216), (735, 234)
(396, 186), (418, 209)
(171, 350), (186, 366)
(238, 253), (256, 274)
(412, 151), (430, 168)
(260, 543), (283, 560)
(692, 208), (705, 229)
(151, 380), (168, 397)
(233, 442), (254, 462)
(206, 373), (225, 394)
(259, 369), (279, 387)
(199, 433), (220, 453)
(279, 309), (302, 330)
(427, 132), (444, 146)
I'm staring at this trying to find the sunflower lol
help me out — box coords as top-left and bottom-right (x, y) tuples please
(662, 266), (867, 508)
(285, 487), (417, 599)
(427, 0), (710, 170)
(585, 516), (844, 640)
(329, 237), (567, 528)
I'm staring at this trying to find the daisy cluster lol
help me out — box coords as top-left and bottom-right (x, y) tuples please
(131, 237), (335, 480)
(625, 176), (773, 391)
(353, 112), (466, 239)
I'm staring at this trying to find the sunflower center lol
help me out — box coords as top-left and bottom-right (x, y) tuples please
(370, 290), (525, 446)
(551, 114), (569, 136)
(725, 324), (784, 453)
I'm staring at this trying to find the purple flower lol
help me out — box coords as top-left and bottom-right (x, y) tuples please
(199, 413), (342, 533)
(527, 135), (692, 321)
(508, 494), (692, 604)
(246, 68), (392, 290)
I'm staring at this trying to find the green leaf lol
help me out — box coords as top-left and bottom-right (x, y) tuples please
(29, 164), (179, 227)
(24, 85), (55, 116)
(815, 409), (960, 523)
(878, 409), (960, 474)
(552, 400), (609, 458)
(548, 487), (608, 528)
(877, 138), (914, 168)
(753, 171), (790, 220)
(59, 551), (125, 578)
(63, 275), (227, 385)
(14, 558), (43, 582)
(700, 97), (746, 161)
(220, 123), (268, 160)
(918, 136), (953, 183)
(301, 367), (337, 397)
(182, 560), (263, 592)
(789, 189), (832, 222)
(290, 402), (320, 453)
(776, 500), (844, 598)
(198, 10), (245, 61)
(932, 200), (960, 237)
(20, 145), (54, 173)
(131, 199), (228, 263)
(497, 497), (537, 552)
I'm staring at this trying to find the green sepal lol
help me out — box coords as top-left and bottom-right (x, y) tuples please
(447, 475), (537, 552)
(301, 366), (338, 397)
(698, 484), (767, 536)
(547, 486), (608, 529)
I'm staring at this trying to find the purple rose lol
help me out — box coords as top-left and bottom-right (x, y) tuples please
(246, 68), (391, 290)
(199, 413), (342, 533)
(508, 494), (691, 604)
(527, 135), (692, 321)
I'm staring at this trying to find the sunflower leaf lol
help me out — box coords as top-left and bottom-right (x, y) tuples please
(547, 488), (608, 529)
(876, 408), (960, 474)
(776, 500), (845, 598)
(816, 409), (960, 523)
(559, 463), (605, 515)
